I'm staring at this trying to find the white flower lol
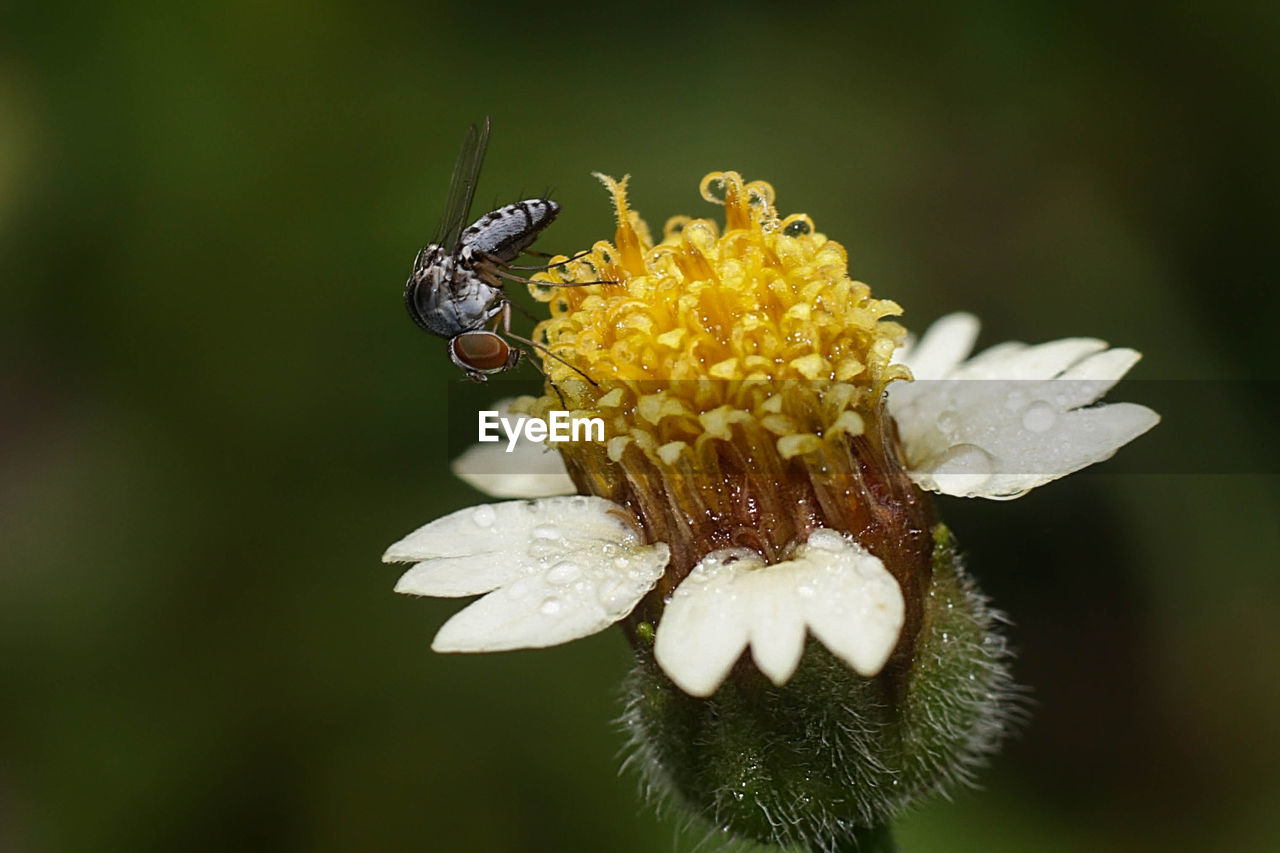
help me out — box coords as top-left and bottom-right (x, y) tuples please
(386, 314), (1159, 695)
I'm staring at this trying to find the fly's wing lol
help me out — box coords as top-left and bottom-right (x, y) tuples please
(432, 117), (491, 255)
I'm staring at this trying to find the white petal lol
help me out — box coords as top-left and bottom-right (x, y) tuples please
(654, 550), (757, 697)
(1058, 347), (1141, 382)
(955, 337), (1106, 380)
(451, 439), (577, 499)
(451, 398), (577, 499)
(654, 532), (904, 697)
(789, 531), (904, 677)
(394, 554), (531, 598)
(889, 318), (1159, 500)
(894, 313), (980, 379)
(745, 570), (808, 686)
(383, 496), (628, 563)
(431, 538), (669, 651)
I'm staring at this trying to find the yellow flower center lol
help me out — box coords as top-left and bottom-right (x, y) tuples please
(522, 172), (932, 650)
(529, 171), (908, 412)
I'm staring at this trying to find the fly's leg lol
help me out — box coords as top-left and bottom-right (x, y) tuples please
(509, 348), (568, 408)
(485, 304), (569, 406)
(496, 301), (599, 388)
(475, 252), (617, 287)
(501, 248), (593, 271)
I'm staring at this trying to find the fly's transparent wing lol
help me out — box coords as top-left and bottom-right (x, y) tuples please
(433, 117), (491, 254)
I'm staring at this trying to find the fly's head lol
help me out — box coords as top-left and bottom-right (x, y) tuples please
(448, 330), (520, 382)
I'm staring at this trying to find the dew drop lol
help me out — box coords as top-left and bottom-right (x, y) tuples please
(928, 443), (995, 495)
(540, 597), (563, 616)
(532, 524), (561, 540)
(472, 505), (497, 527)
(546, 561), (580, 585)
(1022, 401), (1057, 433)
(599, 580), (632, 613)
(507, 577), (537, 599)
(528, 541), (564, 560)
(937, 408), (959, 435)
(1004, 389), (1029, 412)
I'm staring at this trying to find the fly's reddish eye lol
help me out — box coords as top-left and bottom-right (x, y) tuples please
(451, 331), (510, 371)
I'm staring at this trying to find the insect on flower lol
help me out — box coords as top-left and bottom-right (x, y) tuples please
(403, 117), (596, 384)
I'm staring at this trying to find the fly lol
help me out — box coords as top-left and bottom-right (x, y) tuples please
(404, 118), (595, 384)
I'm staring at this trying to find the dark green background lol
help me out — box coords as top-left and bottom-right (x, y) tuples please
(3, 2), (1278, 851)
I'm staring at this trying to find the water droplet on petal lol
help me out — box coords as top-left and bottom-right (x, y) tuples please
(927, 443), (995, 495)
(540, 597), (563, 615)
(528, 541), (563, 560)
(937, 408), (959, 435)
(472, 505), (496, 527)
(507, 577), (537, 599)
(1004, 389), (1029, 412)
(598, 579), (633, 613)
(546, 561), (581, 585)
(532, 524), (561, 540)
(1022, 401), (1057, 433)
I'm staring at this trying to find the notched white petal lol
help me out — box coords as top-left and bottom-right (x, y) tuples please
(889, 319), (1159, 499)
(386, 496), (669, 650)
(790, 530), (905, 678)
(654, 531), (905, 697)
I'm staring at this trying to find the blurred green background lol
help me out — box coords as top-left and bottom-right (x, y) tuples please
(3, 2), (1278, 851)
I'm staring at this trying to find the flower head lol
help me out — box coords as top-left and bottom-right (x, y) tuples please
(384, 171), (1158, 848)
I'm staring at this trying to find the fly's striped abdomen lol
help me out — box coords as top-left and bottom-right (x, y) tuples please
(460, 199), (559, 264)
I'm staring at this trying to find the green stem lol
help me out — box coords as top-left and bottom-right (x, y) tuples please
(829, 823), (896, 853)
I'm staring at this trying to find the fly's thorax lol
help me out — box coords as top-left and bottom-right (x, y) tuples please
(461, 199), (559, 264)
(406, 247), (506, 339)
